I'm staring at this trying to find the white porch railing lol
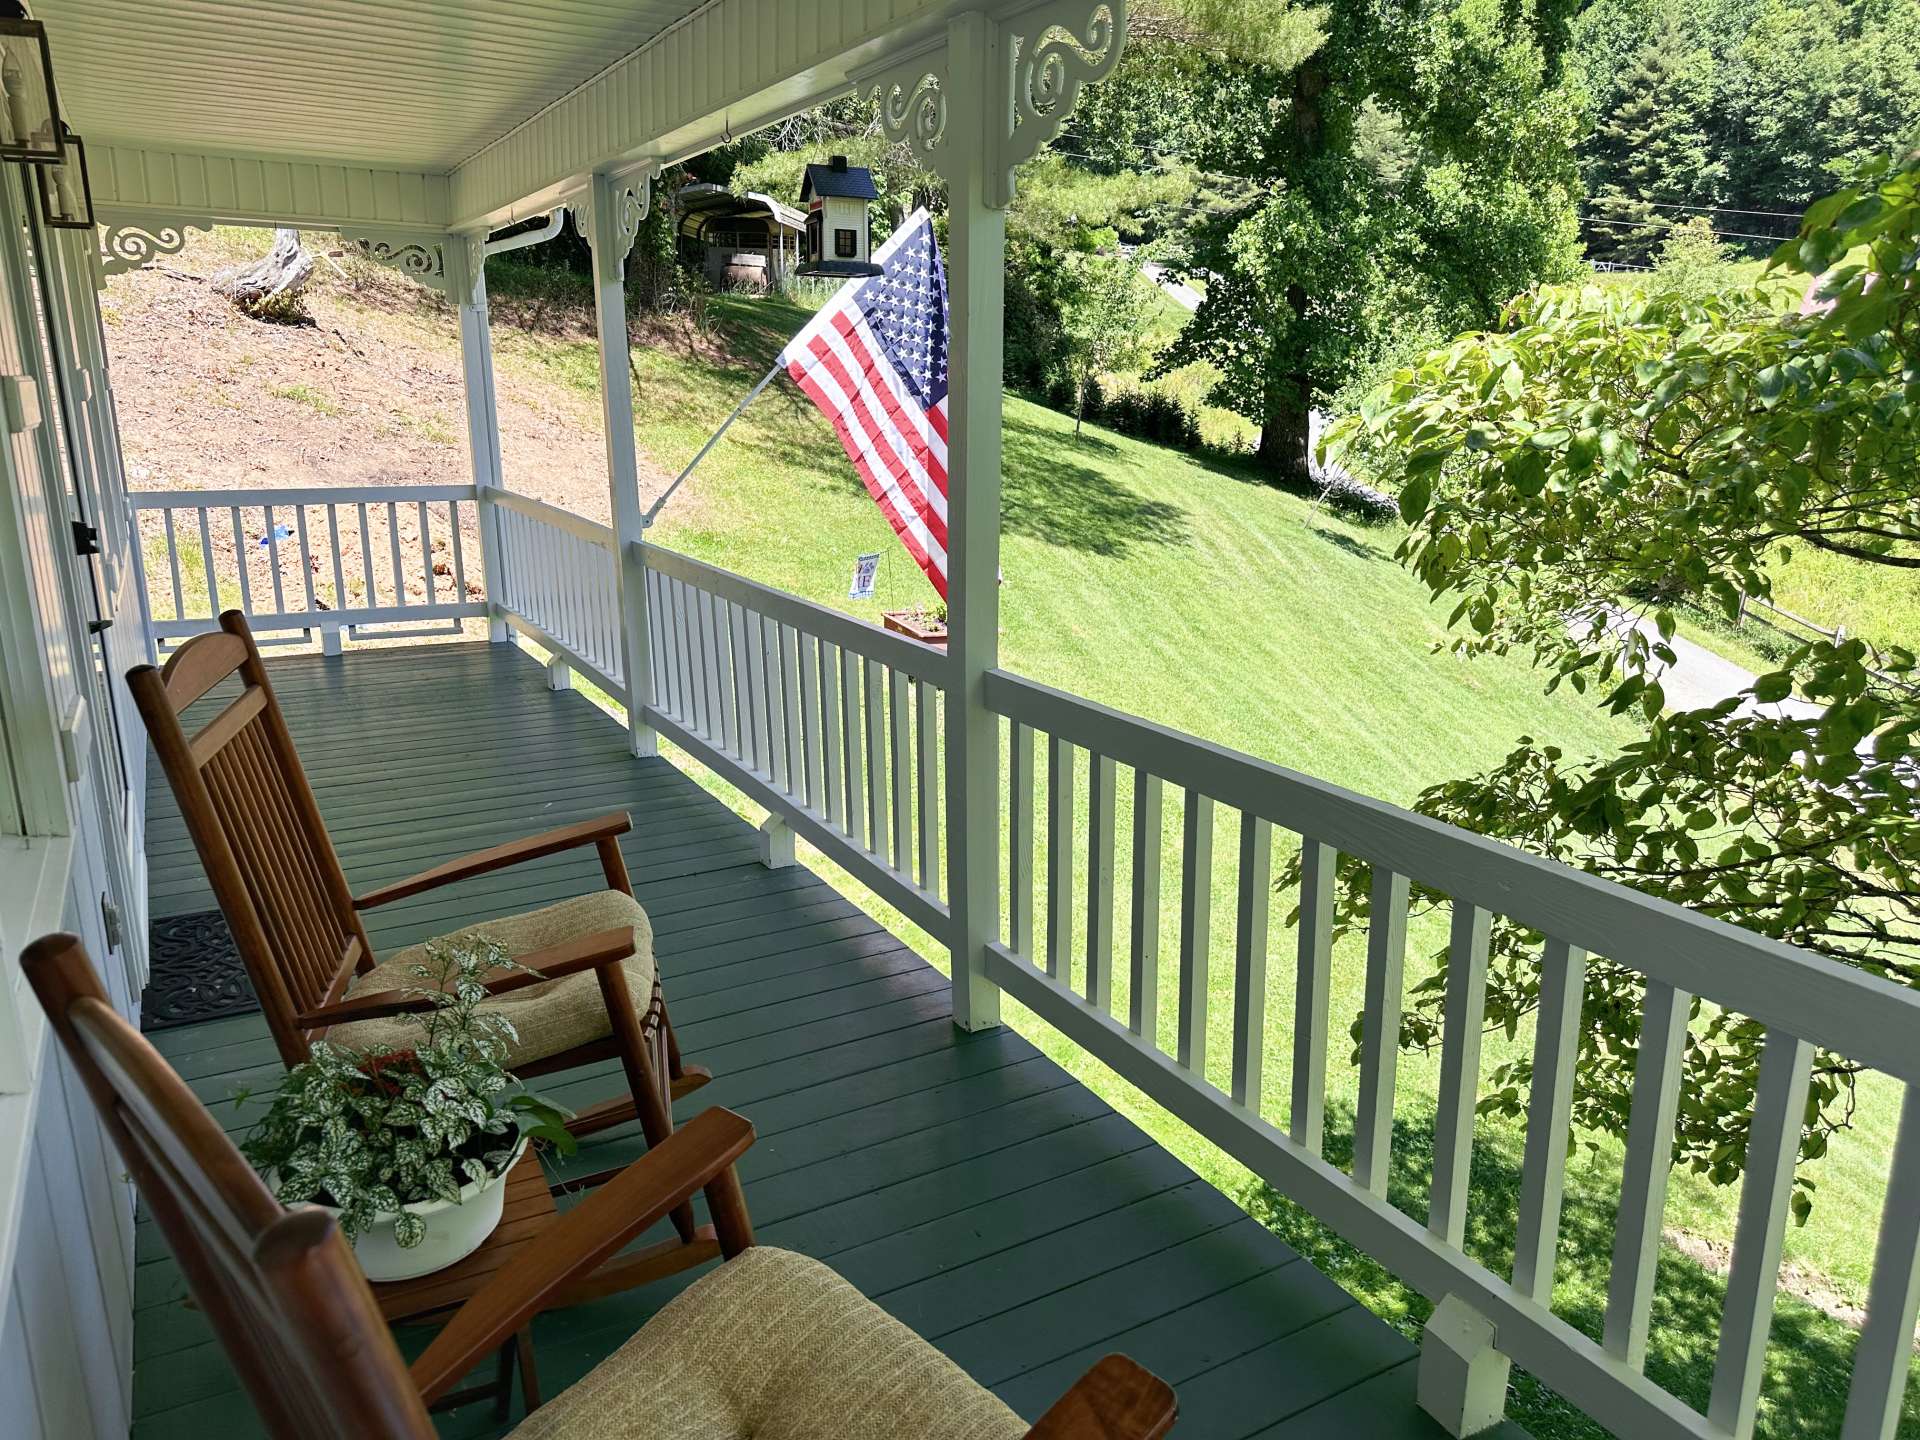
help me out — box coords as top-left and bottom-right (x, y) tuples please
(486, 486), (627, 700)
(125, 482), (1920, 1438)
(638, 539), (949, 939)
(129, 484), (486, 649)
(981, 667), (1920, 1440)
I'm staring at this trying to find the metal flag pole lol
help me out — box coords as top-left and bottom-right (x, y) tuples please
(643, 357), (784, 525)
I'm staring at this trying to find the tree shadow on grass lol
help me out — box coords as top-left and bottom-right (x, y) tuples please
(1002, 412), (1190, 557)
(1234, 1105), (1919, 1440)
(1311, 525), (1386, 562)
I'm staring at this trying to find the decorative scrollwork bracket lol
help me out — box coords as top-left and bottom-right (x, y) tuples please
(866, 46), (950, 170)
(96, 213), (216, 276)
(996, 0), (1125, 207)
(859, 2), (1126, 211)
(578, 164), (659, 284)
(336, 228), (451, 293)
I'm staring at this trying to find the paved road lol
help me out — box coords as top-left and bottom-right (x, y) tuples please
(1140, 259), (1203, 312)
(1596, 607), (1821, 720)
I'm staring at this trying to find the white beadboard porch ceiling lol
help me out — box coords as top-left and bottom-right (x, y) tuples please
(32, 0), (707, 173)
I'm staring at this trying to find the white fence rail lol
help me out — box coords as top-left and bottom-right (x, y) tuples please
(130, 485), (485, 648)
(983, 666), (1920, 1440)
(639, 540), (950, 938)
(124, 480), (1920, 1438)
(486, 487), (626, 700)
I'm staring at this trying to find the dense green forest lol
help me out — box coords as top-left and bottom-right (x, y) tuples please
(1574, 0), (1920, 261)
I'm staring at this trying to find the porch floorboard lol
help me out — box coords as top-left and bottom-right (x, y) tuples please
(134, 641), (1519, 1440)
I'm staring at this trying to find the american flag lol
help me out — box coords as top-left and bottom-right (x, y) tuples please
(780, 209), (950, 597)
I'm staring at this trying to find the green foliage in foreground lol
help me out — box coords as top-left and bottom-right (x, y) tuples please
(1321, 149), (1920, 1206)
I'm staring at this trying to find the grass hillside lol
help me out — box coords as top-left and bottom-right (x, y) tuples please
(103, 233), (1917, 1439)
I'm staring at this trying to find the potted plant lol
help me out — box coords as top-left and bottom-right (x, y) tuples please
(882, 601), (947, 648)
(236, 933), (575, 1282)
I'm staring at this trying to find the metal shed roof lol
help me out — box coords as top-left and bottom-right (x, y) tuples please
(676, 182), (805, 238)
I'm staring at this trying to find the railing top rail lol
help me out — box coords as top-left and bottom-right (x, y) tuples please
(986, 666), (1920, 1083)
(639, 538), (951, 687)
(130, 483), (479, 508)
(482, 485), (617, 547)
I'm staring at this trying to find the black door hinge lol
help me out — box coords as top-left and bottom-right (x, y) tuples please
(88, 617), (113, 635)
(71, 519), (100, 555)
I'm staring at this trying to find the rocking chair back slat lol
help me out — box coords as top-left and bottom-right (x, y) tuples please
(130, 610), (374, 1064)
(21, 933), (435, 1440)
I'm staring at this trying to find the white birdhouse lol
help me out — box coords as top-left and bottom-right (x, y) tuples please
(798, 155), (881, 278)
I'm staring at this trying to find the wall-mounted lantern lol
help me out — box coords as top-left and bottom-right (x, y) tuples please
(36, 126), (90, 227)
(797, 155), (881, 279)
(0, 17), (63, 165)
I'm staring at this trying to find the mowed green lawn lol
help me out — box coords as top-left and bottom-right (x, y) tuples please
(490, 283), (1917, 1439)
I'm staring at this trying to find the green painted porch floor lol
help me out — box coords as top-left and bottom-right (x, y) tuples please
(136, 641), (1522, 1440)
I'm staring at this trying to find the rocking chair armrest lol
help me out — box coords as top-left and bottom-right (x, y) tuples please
(351, 811), (633, 909)
(294, 927), (640, 1030)
(1023, 1355), (1178, 1440)
(409, 1107), (756, 1406)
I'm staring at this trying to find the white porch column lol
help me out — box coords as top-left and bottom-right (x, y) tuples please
(941, 11), (1010, 1032)
(445, 236), (510, 642)
(585, 170), (659, 757)
(868, 3), (1127, 1030)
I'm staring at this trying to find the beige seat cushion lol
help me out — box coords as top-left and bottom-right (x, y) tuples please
(325, 890), (655, 1067)
(507, 1247), (1027, 1440)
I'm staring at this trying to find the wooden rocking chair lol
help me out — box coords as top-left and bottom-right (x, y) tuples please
(25, 932), (1179, 1440)
(129, 610), (712, 1263)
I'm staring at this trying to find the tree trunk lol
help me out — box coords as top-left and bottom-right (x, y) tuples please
(1257, 410), (1312, 483)
(211, 228), (314, 320)
(1256, 365), (1314, 487)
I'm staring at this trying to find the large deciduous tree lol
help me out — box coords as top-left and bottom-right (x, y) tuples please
(1136, 0), (1584, 483)
(1311, 149), (1920, 1209)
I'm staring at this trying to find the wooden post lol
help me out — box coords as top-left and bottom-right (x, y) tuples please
(586, 173), (658, 758)
(446, 237), (509, 643)
(941, 11), (1008, 1032)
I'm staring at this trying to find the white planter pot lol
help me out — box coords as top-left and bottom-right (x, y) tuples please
(320, 1134), (527, 1283)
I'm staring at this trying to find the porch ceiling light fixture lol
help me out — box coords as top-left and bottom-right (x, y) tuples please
(0, 17), (63, 165)
(35, 126), (91, 227)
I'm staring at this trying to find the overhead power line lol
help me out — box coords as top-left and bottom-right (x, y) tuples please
(1579, 214), (1790, 245)
(1626, 197), (1805, 221)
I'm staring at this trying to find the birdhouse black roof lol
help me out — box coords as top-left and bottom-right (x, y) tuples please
(800, 155), (878, 203)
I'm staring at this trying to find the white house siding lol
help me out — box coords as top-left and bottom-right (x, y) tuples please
(0, 156), (144, 1440)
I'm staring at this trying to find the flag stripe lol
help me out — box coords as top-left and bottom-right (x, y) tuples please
(794, 342), (948, 562)
(805, 332), (949, 546)
(832, 312), (948, 491)
(790, 363), (947, 596)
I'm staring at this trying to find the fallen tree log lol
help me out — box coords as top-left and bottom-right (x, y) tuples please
(212, 228), (314, 320)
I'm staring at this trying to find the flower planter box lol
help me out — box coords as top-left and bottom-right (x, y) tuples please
(882, 609), (948, 649)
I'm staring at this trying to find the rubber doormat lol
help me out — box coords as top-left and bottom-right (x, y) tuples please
(140, 908), (260, 1031)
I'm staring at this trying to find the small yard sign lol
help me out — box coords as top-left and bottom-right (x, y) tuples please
(849, 552), (880, 600)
